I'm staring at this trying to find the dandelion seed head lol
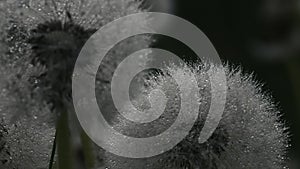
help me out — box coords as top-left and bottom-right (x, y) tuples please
(104, 63), (289, 169)
(0, 0), (151, 168)
(1, 0), (151, 111)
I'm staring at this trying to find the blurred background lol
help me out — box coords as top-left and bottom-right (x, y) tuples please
(142, 0), (300, 168)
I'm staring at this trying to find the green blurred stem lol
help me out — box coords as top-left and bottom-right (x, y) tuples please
(57, 110), (73, 169)
(52, 107), (96, 169)
(81, 131), (95, 168)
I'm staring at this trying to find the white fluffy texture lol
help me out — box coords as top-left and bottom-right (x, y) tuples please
(103, 63), (289, 169)
(0, 0), (151, 168)
(1, 0), (143, 29)
(0, 57), (55, 169)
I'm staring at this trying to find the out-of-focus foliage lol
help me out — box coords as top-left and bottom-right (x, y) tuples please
(104, 63), (289, 169)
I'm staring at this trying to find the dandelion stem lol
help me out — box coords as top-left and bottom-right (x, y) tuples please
(57, 110), (73, 169)
(81, 131), (95, 168)
(48, 129), (57, 169)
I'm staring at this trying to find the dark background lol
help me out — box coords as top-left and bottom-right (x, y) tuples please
(143, 0), (300, 168)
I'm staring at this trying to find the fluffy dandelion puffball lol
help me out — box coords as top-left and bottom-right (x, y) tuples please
(104, 64), (289, 169)
(0, 0), (150, 168)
